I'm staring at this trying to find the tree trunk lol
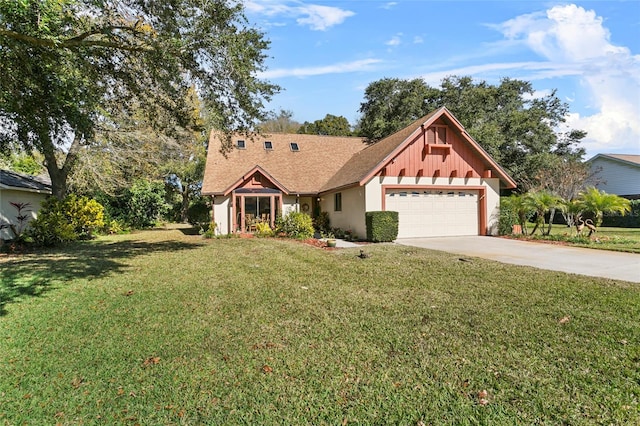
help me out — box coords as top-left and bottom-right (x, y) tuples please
(41, 133), (83, 200)
(545, 208), (556, 235)
(180, 186), (190, 223)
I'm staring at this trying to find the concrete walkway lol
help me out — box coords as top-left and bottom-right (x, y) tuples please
(396, 236), (640, 283)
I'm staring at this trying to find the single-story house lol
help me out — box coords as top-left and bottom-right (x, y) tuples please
(202, 107), (516, 238)
(0, 169), (52, 240)
(587, 154), (640, 199)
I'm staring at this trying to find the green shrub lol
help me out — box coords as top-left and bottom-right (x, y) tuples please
(313, 211), (331, 234)
(255, 221), (275, 238)
(365, 211), (398, 242)
(91, 182), (170, 229)
(202, 222), (217, 239)
(602, 199), (640, 228)
(498, 197), (518, 235)
(28, 195), (105, 246)
(124, 180), (170, 229)
(279, 211), (314, 239)
(102, 219), (127, 235)
(65, 194), (105, 238)
(187, 198), (211, 229)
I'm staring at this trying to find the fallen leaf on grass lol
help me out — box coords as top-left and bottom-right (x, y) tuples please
(142, 356), (161, 367)
(559, 316), (571, 324)
(262, 365), (273, 373)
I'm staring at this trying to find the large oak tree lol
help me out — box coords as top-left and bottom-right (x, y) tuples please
(0, 0), (278, 199)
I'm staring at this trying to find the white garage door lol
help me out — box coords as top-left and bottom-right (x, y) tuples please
(385, 189), (479, 238)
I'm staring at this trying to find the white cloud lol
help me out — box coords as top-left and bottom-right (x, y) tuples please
(386, 33), (402, 47)
(418, 61), (581, 87)
(413, 36), (424, 44)
(492, 4), (640, 156)
(246, 1), (354, 31)
(381, 2), (398, 10)
(259, 58), (383, 79)
(296, 4), (355, 31)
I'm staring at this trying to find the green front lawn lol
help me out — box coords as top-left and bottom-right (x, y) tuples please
(1, 229), (639, 424)
(515, 225), (640, 253)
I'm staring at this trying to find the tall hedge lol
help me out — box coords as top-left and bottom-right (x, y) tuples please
(366, 211), (399, 242)
(602, 199), (640, 228)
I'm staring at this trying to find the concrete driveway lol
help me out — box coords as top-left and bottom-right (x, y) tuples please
(395, 236), (640, 283)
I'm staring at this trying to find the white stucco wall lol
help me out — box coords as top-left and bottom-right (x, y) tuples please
(212, 196), (231, 234)
(0, 189), (48, 240)
(364, 176), (502, 236)
(319, 186), (367, 237)
(282, 195), (299, 216)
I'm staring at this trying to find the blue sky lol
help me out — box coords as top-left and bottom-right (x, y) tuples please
(245, 0), (640, 158)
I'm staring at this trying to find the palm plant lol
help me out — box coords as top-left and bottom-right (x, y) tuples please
(576, 187), (631, 227)
(523, 191), (563, 235)
(561, 198), (583, 230)
(502, 193), (533, 235)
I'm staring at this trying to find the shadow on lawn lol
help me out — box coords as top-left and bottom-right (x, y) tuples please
(0, 239), (200, 316)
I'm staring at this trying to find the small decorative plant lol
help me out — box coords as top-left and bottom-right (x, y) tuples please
(255, 221), (275, 238)
(0, 202), (32, 241)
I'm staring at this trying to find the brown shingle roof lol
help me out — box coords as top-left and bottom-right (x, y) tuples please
(202, 132), (367, 195)
(320, 110), (440, 192)
(202, 107), (517, 195)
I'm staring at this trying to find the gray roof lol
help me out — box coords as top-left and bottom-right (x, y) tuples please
(587, 154), (640, 168)
(0, 169), (52, 193)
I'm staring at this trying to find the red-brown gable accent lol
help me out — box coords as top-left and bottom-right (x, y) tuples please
(222, 165), (289, 196)
(380, 119), (486, 180)
(356, 107), (516, 189)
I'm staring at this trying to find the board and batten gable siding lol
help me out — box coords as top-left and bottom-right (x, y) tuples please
(380, 118), (487, 179)
(590, 157), (640, 198)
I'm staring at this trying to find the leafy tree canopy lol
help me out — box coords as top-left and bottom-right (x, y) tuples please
(0, 150), (44, 175)
(0, 0), (279, 198)
(357, 76), (586, 189)
(298, 114), (353, 136)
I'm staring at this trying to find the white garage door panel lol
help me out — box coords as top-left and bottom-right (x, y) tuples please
(386, 190), (479, 238)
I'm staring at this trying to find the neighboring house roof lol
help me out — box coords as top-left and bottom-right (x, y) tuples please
(587, 154), (640, 168)
(0, 169), (52, 194)
(202, 107), (516, 195)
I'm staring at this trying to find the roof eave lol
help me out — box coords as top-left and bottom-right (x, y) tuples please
(587, 154), (640, 168)
(221, 165), (291, 196)
(0, 184), (52, 194)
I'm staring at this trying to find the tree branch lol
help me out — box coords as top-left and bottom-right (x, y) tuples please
(0, 28), (151, 52)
